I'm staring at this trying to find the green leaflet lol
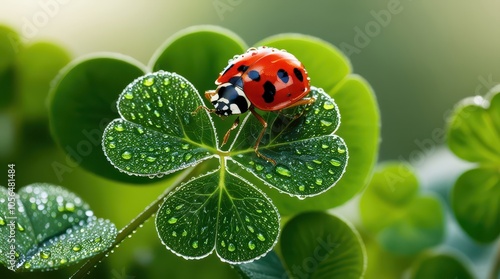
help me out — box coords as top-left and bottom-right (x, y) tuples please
(155, 166), (280, 264)
(0, 184), (116, 272)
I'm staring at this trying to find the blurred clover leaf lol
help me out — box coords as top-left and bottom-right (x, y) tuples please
(0, 183), (117, 272)
(233, 250), (287, 279)
(408, 253), (474, 279)
(0, 25), (70, 119)
(360, 163), (445, 255)
(280, 212), (366, 279)
(447, 86), (500, 243)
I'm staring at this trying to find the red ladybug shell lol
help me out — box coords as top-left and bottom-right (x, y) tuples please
(216, 47), (310, 111)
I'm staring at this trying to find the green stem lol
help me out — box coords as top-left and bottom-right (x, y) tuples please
(70, 168), (194, 279)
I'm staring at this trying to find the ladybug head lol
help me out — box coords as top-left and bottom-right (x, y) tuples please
(209, 82), (251, 116)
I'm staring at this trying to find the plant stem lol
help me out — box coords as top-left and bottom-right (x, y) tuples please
(70, 168), (194, 279)
(490, 240), (500, 279)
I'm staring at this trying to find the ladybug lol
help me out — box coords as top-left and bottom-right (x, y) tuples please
(201, 46), (314, 164)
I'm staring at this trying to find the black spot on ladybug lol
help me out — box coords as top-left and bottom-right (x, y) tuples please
(277, 69), (289, 83)
(287, 93), (292, 97)
(221, 64), (234, 76)
(229, 76), (243, 88)
(248, 70), (261, 81)
(293, 68), (304, 82)
(237, 65), (249, 72)
(262, 81), (276, 103)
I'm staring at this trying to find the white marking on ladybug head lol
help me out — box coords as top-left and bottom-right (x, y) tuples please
(229, 104), (242, 114)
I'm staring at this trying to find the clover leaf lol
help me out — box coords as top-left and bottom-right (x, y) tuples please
(408, 253), (474, 279)
(447, 86), (500, 242)
(360, 163), (445, 255)
(0, 183), (116, 272)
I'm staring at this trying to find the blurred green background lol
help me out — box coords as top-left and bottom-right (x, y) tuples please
(1, 0), (499, 278)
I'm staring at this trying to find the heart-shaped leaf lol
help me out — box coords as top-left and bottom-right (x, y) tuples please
(229, 87), (348, 198)
(360, 163), (445, 255)
(48, 55), (156, 183)
(155, 167), (280, 264)
(448, 87), (500, 164)
(0, 183), (116, 272)
(408, 253), (474, 279)
(102, 71), (217, 176)
(280, 212), (366, 279)
(447, 87), (500, 243)
(451, 167), (500, 243)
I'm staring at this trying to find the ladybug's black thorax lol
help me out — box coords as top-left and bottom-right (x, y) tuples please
(210, 77), (250, 116)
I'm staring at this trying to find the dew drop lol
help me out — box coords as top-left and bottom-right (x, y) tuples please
(337, 147), (346, 154)
(257, 233), (266, 242)
(157, 97), (164, 107)
(248, 241), (256, 250)
(256, 209), (263, 214)
(183, 91), (189, 98)
(245, 216), (250, 222)
(65, 202), (75, 212)
(114, 124), (124, 132)
(124, 92), (134, 99)
(330, 159), (341, 167)
(0, 217), (5, 226)
(305, 162), (314, 170)
(192, 241), (199, 249)
(265, 173), (272, 179)
(168, 217), (178, 224)
(221, 240), (226, 247)
(315, 179), (323, 186)
(275, 166), (291, 177)
(146, 156), (156, 163)
(323, 102), (335, 110)
(130, 113), (136, 120)
(313, 160), (322, 165)
(164, 147), (171, 153)
(121, 151), (132, 160)
(182, 230), (187, 237)
(17, 223), (25, 232)
(163, 78), (170, 85)
(298, 185), (305, 192)
(322, 144), (329, 149)
(60, 258), (68, 264)
(247, 225), (255, 233)
(320, 120), (333, 127)
(108, 142), (116, 149)
(143, 77), (154, 86)
(165, 208), (171, 214)
(40, 250), (51, 259)
(175, 204), (184, 210)
(136, 127), (144, 134)
(180, 82), (187, 89)
(172, 231), (177, 237)
(314, 108), (320, 114)
(23, 262), (31, 269)
(154, 110), (161, 118)
(72, 245), (82, 252)
(184, 153), (193, 161)
(255, 164), (264, 171)
(228, 243), (236, 252)
(181, 144), (189, 150)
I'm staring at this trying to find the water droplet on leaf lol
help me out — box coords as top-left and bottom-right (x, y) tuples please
(168, 217), (178, 224)
(275, 166), (291, 177)
(248, 241), (256, 250)
(143, 77), (154, 86)
(257, 233), (266, 242)
(121, 151), (132, 160)
(72, 245), (82, 252)
(228, 243), (236, 252)
(323, 102), (335, 110)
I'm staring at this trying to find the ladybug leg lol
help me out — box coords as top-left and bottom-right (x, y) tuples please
(249, 107), (277, 165)
(284, 97), (316, 109)
(192, 90), (218, 115)
(222, 116), (239, 146)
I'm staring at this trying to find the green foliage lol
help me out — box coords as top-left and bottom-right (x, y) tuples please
(0, 25), (70, 119)
(48, 25), (379, 270)
(280, 212), (366, 279)
(233, 251), (287, 279)
(447, 87), (500, 243)
(360, 163), (445, 255)
(408, 253), (474, 279)
(0, 184), (116, 272)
